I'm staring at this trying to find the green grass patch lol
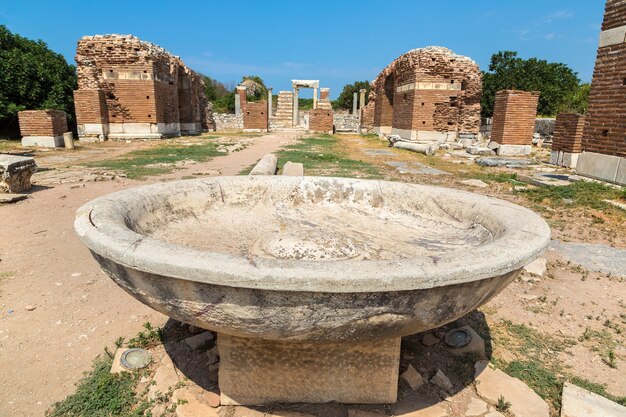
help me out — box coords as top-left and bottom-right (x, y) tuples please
(274, 134), (381, 178)
(503, 360), (564, 411)
(518, 180), (626, 210)
(84, 141), (223, 179)
(470, 171), (519, 184)
(46, 354), (149, 417)
(127, 322), (163, 349)
(569, 376), (626, 406)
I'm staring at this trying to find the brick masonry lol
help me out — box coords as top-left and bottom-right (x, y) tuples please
(310, 109), (334, 133)
(490, 90), (540, 146)
(581, 0), (626, 158)
(74, 34), (207, 140)
(553, 113), (585, 153)
(367, 46), (481, 139)
(243, 101), (269, 131)
(18, 110), (68, 137)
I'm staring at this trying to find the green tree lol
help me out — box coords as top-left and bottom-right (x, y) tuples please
(202, 75), (229, 102)
(558, 83), (590, 114)
(0, 25), (77, 138)
(481, 51), (580, 117)
(333, 81), (371, 111)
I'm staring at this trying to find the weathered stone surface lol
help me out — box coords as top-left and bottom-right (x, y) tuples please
(271, 412), (317, 417)
(474, 361), (549, 417)
(523, 258), (546, 276)
(393, 141), (436, 155)
(173, 386), (220, 417)
(249, 154), (277, 175)
(475, 157), (533, 167)
(561, 382), (626, 417)
(465, 396), (489, 416)
(183, 331), (214, 351)
(0, 155), (36, 193)
(0, 193), (28, 204)
(281, 161), (304, 176)
(429, 369), (453, 393)
(206, 345), (219, 364)
(460, 179), (488, 188)
(401, 364), (424, 390)
(393, 399), (449, 417)
(218, 334), (401, 405)
(75, 177), (550, 344)
(467, 146), (495, 156)
(148, 354), (180, 400)
(551, 240), (626, 277)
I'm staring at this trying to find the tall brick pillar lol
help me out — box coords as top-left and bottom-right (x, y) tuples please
(489, 90), (539, 156)
(577, 0), (626, 185)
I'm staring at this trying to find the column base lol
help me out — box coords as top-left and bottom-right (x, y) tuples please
(218, 334), (400, 405)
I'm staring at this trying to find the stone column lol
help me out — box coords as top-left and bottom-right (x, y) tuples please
(359, 89), (367, 112)
(293, 87), (299, 127)
(352, 92), (358, 115)
(267, 88), (273, 121)
(313, 87), (318, 110)
(235, 86), (247, 116)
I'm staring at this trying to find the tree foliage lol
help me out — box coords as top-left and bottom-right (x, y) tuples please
(333, 81), (371, 111)
(207, 75), (267, 113)
(0, 25), (77, 137)
(481, 51), (580, 117)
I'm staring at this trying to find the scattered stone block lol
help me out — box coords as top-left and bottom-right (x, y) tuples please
(400, 364), (424, 390)
(421, 332), (441, 346)
(110, 348), (130, 374)
(475, 157), (533, 167)
(206, 345), (219, 365)
(561, 382), (626, 417)
(497, 144), (532, 156)
(183, 331), (214, 351)
(474, 361), (549, 417)
(148, 354), (180, 400)
(249, 154), (278, 175)
(460, 179), (488, 188)
(282, 161), (304, 176)
(0, 154), (37, 193)
(443, 326), (486, 358)
(0, 193), (28, 204)
(523, 258), (547, 277)
(187, 324), (204, 335)
(393, 141), (436, 156)
(467, 146), (495, 156)
(429, 369), (453, 393)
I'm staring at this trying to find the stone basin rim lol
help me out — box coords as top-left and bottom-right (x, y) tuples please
(74, 176), (550, 293)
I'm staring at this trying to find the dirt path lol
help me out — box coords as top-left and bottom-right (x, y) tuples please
(0, 131), (298, 417)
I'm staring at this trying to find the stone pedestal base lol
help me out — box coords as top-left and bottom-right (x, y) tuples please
(218, 334), (400, 405)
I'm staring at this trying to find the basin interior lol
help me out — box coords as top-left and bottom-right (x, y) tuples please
(131, 178), (502, 262)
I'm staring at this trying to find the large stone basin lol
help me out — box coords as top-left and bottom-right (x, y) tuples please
(75, 176), (550, 404)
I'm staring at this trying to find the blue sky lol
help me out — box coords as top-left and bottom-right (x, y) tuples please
(1, 0), (604, 98)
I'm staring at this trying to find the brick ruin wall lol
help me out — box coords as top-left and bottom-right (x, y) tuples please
(368, 47), (481, 137)
(74, 34), (207, 139)
(581, 0), (626, 158)
(243, 101), (269, 130)
(309, 109), (334, 133)
(18, 110), (68, 137)
(490, 90), (540, 145)
(553, 113), (585, 153)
